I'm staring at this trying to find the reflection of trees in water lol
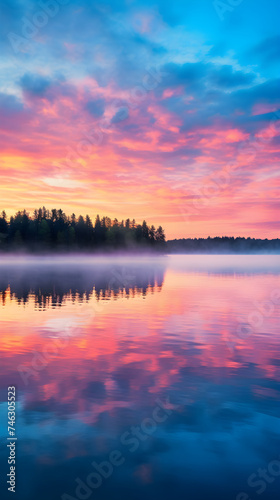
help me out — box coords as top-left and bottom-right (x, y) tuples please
(0, 263), (166, 308)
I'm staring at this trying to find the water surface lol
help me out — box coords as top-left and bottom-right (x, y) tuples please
(0, 255), (280, 500)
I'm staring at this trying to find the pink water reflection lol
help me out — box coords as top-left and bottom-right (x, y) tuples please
(0, 256), (279, 500)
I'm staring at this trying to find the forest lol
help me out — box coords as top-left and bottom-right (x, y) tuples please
(0, 208), (166, 252)
(1, 209), (278, 254)
(167, 237), (280, 253)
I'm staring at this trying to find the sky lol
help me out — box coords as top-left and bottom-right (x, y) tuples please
(0, 0), (279, 239)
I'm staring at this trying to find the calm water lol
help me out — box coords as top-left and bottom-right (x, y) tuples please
(0, 255), (280, 500)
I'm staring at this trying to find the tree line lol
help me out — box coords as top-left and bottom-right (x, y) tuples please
(0, 208), (166, 252)
(167, 237), (280, 253)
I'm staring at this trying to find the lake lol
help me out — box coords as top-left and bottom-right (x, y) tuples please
(0, 255), (280, 500)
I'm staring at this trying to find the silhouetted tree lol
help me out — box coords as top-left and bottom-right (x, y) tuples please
(0, 208), (166, 252)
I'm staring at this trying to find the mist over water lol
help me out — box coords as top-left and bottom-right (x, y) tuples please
(0, 255), (280, 500)
(168, 254), (280, 273)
